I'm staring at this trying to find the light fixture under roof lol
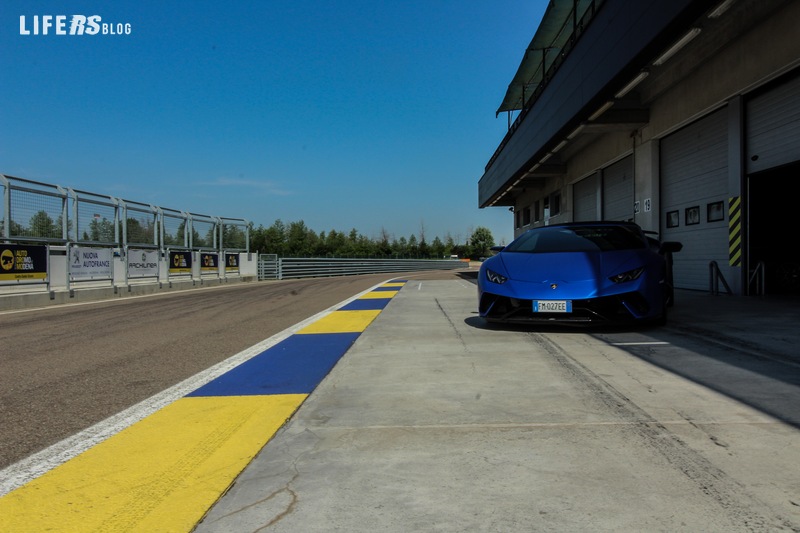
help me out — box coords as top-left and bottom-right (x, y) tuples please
(708, 0), (735, 18)
(551, 140), (569, 153)
(566, 124), (585, 139)
(615, 70), (650, 98)
(652, 28), (702, 66)
(588, 101), (614, 121)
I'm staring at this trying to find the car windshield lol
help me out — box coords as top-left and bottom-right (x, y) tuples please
(504, 225), (647, 253)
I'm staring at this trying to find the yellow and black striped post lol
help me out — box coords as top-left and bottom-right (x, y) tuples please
(728, 196), (742, 267)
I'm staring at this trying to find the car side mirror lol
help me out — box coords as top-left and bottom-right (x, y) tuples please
(489, 245), (505, 256)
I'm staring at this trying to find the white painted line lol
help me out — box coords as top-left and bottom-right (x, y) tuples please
(0, 279), (395, 497)
(611, 342), (671, 346)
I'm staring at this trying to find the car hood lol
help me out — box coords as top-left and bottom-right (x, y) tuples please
(497, 250), (638, 283)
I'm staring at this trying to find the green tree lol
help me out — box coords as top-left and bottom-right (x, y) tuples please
(444, 233), (458, 257)
(250, 223), (267, 253)
(376, 227), (392, 257)
(262, 219), (287, 255)
(431, 236), (445, 258)
(199, 224), (217, 248)
(245, 218), (495, 260)
(83, 216), (115, 243)
(30, 210), (60, 239)
(126, 217), (156, 246)
(407, 234), (419, 258)
(222, 224), (246, 250)
(393, 236), (408, 258)
(325, 229), (348, 256)
(286, 220), (316, 256)
(418, 238), (430, 259)
(469, 226), (495, 259)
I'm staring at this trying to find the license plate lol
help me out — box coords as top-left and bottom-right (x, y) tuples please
(533, 300), (572, 313)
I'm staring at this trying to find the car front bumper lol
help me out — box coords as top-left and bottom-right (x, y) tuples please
(478, 290), (658, 324)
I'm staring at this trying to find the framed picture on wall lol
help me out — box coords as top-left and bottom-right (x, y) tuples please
(707, 200), (724, 222)
(666, 210), (679, 228)
(685, 206), (700, 226)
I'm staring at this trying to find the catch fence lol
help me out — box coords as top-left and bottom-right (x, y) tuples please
(1, 174), (249, 252)
(1, 173), (251, 294)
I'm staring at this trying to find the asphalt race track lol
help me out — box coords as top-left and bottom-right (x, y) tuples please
(0, 274), (412, 470)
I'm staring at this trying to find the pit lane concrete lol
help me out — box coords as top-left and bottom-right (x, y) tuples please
(195, 274), (800, 532)
(1, 268), (799, 531)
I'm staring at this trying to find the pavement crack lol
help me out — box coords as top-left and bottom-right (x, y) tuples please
(255, 479), (299, 532)
(200, 471), (300, 532)
(434, 297), (468, 351)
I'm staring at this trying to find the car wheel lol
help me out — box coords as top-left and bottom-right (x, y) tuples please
(647, 303), (667, 327)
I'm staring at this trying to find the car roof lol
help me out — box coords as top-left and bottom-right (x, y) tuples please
(533, 221), (642, 230)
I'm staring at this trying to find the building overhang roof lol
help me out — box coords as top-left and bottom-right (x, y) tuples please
(497, 0), (598, 115)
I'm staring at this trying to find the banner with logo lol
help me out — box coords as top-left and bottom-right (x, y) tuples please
(127, 249), (159, 278)
(168, 251), (192, 275)
(200, 252), (219, 273)
(0, 244), (48, 282)
(224, 253), (239, 273)
(69, 246), (113, 280)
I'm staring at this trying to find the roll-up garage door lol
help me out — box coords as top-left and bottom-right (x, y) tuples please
(573, 172), (599, 221)
(661, 107), (729, 291)
(746, 72), (800, 174)
(602, 156), (633, 221)
(746, 72), (800, 294)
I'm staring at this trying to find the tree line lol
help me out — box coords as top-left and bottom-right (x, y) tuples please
(250, 219), (497, 259)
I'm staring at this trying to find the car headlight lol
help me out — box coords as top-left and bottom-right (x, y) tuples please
(485, 269), (508, 284)
(609, 267), (644, 283)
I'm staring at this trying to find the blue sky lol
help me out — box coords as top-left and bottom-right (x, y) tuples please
(1, 1), (547, 246)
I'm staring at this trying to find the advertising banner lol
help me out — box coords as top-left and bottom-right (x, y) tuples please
(127, 249), (159, 278)
(200, 252), (219, 273)
(224, 253), (239, 272)
(168, 251), (192, 274)
(69, 246), (113, 279)
(0, 244), (48, 282)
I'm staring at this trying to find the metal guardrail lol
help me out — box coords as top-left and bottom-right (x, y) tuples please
(258, 254), (279, 280)
(709, 260), (733, 295)
(748, 261), (766, 296)
(258, 257), (466, 281)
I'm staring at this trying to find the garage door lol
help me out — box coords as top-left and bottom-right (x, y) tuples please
(573, 172), (599, 221)
(746, 71), (800, 294)
(660, 107), (729, 291)
(746, 72), (800, 174)
(602, 156), (634, 221)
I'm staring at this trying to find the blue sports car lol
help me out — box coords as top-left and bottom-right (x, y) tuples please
(478, 221), (681, 326)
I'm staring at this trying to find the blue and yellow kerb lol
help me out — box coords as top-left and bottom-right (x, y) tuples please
(0, 280), (407, 532)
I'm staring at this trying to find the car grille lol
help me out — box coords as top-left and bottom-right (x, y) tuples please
(480, 292), (652, 323)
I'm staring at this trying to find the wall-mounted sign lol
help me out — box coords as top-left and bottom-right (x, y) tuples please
(168, 251), (192, 274)
(70, 246), (113, 280)
(225, 253), (239, 272)
(127, 249), (159, 278)
(200, 253), (219, 272)
(0, 244), (48, 281)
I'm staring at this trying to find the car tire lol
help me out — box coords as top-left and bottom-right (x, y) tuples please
(647, 304), (667, 327)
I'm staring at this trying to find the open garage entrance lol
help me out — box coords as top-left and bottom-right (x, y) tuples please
(748, 161), (800, 295)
